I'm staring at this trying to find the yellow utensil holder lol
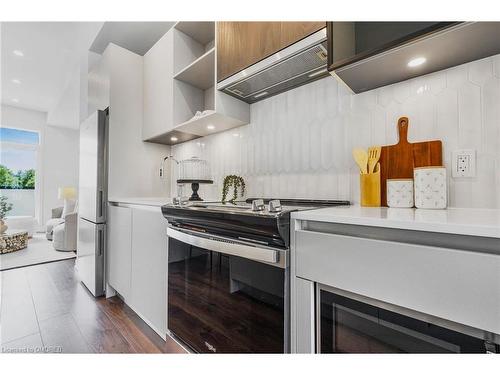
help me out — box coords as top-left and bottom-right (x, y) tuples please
(360, 170), (381, 207)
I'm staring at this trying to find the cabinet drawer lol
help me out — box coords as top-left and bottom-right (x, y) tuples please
(295, 229), (500, 334)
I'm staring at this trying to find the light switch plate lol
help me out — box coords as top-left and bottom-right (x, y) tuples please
(452, 149), (476, 178)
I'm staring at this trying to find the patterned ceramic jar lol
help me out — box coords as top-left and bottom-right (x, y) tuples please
(413, 166), (447, 209)
(387, 179), (414, 208)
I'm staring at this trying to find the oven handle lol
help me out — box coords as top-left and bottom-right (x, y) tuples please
(167, 226), (285, 268)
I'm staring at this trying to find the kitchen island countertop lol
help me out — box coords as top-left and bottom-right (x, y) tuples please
(292, 205), (500, 239)
(108, 197), (172, 208)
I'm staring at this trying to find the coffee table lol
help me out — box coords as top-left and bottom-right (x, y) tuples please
(0, 230), (29, 254)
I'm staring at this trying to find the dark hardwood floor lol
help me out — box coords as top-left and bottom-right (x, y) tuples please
(0, 259), (186, 354)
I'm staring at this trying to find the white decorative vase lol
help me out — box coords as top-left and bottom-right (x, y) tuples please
(414, 166), (447, 209)
(0, 219), (8, 234)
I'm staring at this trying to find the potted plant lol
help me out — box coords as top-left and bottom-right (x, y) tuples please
(222, 175), (245, 204)
(0, 195), (13, 234)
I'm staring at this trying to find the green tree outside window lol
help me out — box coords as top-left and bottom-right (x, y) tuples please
(0, 165), (35, 189)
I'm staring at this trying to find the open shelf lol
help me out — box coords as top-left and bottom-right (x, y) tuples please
(176, 111), (246, 137)
(173, 48), (215, 90)
(174, 21), (215, 45)
(146, 111), (247, 146)
(144, 22), (249, 146)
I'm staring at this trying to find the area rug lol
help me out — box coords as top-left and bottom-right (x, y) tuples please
(0, 233), (75, 271)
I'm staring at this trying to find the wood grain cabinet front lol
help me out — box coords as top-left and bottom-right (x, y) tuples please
(217, 22), (325, 82)
(279, 22), (326, 49)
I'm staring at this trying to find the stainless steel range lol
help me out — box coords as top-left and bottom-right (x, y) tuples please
(162, 198), (349, 353)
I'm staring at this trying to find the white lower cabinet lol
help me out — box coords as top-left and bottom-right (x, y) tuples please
(129, 206), (168, 338)
(107, 203), (168, 339)
(294, 228), (500, 336)
(107, 205), (132, 300)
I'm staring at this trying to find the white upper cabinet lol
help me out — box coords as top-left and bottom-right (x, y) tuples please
(142, 22), (250, 146)
(143, 30), (174, 141)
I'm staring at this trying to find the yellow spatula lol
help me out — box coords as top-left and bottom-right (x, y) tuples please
(352, 148), (368, 174)
(368, 146), (381, 174)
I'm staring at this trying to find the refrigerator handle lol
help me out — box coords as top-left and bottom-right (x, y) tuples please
(98, 190), (104, 218)
(98, 228), (104, 257)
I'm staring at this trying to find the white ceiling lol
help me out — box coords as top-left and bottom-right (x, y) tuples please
(90, 22), (175, 56)
(1, 22), (175, 128)
(1, 22), (103, 114)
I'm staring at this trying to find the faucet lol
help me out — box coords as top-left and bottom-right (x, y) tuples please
(161, 155), (179, 177)
(161, 156), (184, 200)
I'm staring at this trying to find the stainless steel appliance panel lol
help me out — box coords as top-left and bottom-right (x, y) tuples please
(78, 110), (107, 224)
(167, 231), (288, 353)
(317, 286), (497, 353)
(77, 218), (105, 297)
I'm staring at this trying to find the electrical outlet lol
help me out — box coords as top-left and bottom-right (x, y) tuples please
(452, 149), (476, 178)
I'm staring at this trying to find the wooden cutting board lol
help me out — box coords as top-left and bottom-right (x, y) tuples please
(380, 117), (443, 206)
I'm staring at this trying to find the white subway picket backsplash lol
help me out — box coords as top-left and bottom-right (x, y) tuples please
(172, 54), (500, 208)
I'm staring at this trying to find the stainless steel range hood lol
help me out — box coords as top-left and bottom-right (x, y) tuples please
(217, 28), (328, 103)
(328, 22), (500, 94)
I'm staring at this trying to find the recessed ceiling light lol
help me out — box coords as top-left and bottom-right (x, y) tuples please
(11, 78), (21, 84)
(11, 98), (19, 103)
(407, 57), (426, 68)
(13, 50), (24, 57)
(233, 133), (239, 137)
(206, 125), (215, 130)
(170, 136), (178, 142)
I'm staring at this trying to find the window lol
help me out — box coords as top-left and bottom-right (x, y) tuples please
(0, 127), (40, 219)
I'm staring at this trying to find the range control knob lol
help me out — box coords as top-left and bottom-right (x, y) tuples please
(251, 199), (265, 212)
(268, 199), (282, 212)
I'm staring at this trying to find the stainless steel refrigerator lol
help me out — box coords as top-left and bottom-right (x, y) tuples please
(77, 109), (108, 297)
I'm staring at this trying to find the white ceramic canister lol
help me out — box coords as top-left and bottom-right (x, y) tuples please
(413, 166), (447, 209)
(387, 179), (414, 208)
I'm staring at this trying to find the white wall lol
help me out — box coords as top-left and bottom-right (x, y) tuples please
(172, 54), (500, 209)
(1, 104), (79, 226)
(98, 44), (171, 198)
(47, 65), (81, 129)
(42, 124), (79, 222)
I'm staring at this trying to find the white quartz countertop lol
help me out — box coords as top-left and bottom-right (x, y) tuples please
(108, 197), (172, 207)
(292, 205), (500, 239)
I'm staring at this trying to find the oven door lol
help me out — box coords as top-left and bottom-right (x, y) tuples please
(167, 226), (289, 353)
(318, 286), (497, 353)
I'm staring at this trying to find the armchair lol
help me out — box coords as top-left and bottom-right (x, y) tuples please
(46, 199), (78, 242)
(52, 211), (78, 252)
(46, 206), (65, 240)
